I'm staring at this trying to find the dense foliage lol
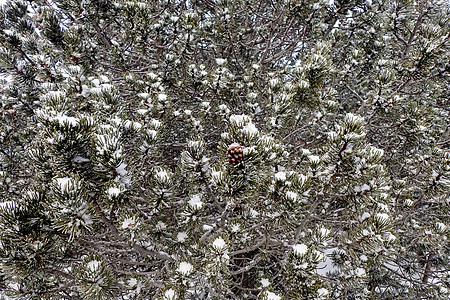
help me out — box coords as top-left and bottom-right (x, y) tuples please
(0, 0), (449, 299)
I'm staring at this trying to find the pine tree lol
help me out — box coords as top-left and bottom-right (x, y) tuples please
(0, 0), (448, 299)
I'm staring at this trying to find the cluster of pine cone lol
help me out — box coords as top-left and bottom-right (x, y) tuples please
(227, 145), (245, 166)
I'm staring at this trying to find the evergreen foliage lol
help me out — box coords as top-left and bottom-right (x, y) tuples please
(0, 0), (449, 299)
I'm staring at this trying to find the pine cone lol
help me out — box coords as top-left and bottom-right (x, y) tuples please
(227, 145), (245, 166)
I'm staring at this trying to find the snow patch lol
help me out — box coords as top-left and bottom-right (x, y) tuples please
(188, 194), (203, 210)
(177, 261), (193, 275)
(292, 243), (308, 256)
(87, 260), (101, 272)
(212, 237), (226, 250)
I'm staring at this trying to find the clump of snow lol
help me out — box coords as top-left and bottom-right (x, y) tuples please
(116, 163), (128, 176)
(229, 114), (251, 125)
(285, 191), (299, 202)
(203, 224), (214, 231)
(128, 278), (138, 287)
(354, 267), (366, 277)
(121, 217), (137, 229)
(260, 278), (270, 287)
(177, 261), (193, 275)
(360, 212), (371, 221)
(177, 232), (188, 243)
(293, 243), (308, 256)
(87, 260), (101, 272)
(231, 224), (241, 232)
(219, 104), (230, 114)
(301, 148), (311, 156)
(188, 194), (203, 210)
(264, 291), (281, 300)
(216, 58), (227, 65)
(150, 119), (162, 129)
(124, 120), (142, 130)
(298, 174), (308, 186)
(274, 171), (286, 181)
(51, 115), (80, 127)
(137, 109), (148, 115)
(107, 187), (122, 197)
(147, 129), (157, 139)
(344, 113), (364, 126)
(156, 221), (167, 230)
(137, 92), (150, 99)
(155, 168), (171, 181)
(308, 155), (320, 164)
(317, 287), (329, 297)
(158, 93), (168, 102)
(242, 122), (258, 135)
(436, 222), (447, 232)
(164, 288), (177, 300)
(212, 237), (226, 250)
(376, 213), (390, 222)
(319, 226), (331, 238)
(55, 177), (78, 192)
(385, 232), (396, 242)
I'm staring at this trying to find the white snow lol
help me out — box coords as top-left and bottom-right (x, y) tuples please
(320, 227), (331, 238)
(229, 114), (250, 125)
(177, 232), (188, 243)
(274, 171), (286, 181)
(55, 177), (75, 192)
(0, 201), (16, 210)
(354, 267), (366, 277)
(177, 261), (193, 275)
(219, 104), (230, 113)
(216, 58), (227, 65)
(137, 92), (150, 99)
(385, 232), (396, 242)
(265, 291), (281, 300)
(155, 169), (170, 181)
(107, 187), (121, 197)
(308, 155), (320, 164)
(156, 221), (167, 230)
(360, 212), (371, 221)
(285, 191), (299, 202)
(116, 163), (128, 176)
(128, 278), (138, 287)
(231, 224), (241, 232)
(242, 122), (258, 135)
(87, 260), (101, 272)
(147, 129), (157, 139)
(158, 93), (167, 101)
(260, 278), (270, 287)
(376, 213), (390, 222)
(317, 288), (329, 297)
(292, 243), (308, 256)
(212, 237), (226, 250)
(150, 119), (162, 129)
(436, 222), (447, 232)
(164, 288), (177, 300)
(344, 113), (364, 126)
(298, 174), (308, 186)
(188, 194), (204, 210)
(51, 115), (80, 127)
(121, 217), (137, 229)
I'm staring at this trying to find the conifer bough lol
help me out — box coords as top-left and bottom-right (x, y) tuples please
(0, 0), (449, 299)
